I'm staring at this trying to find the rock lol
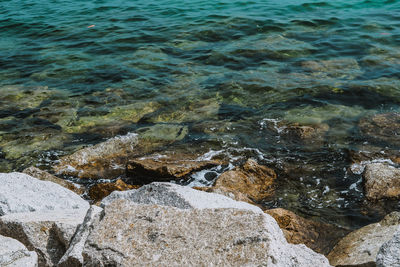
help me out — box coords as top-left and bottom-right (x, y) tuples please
(88, 179), (139, 202)
(22, 167), (84, 195)
(281, 123), (329, 144)
(126, 151), (220, 184)
(265, 208), (350, 255)
(101, 182), (262, 213)
(0, 172), (89, 216)
(328, 211), (400, 266)
(58, 206), (103, 267)
(54, 132), (139, 179)
(0, 235), (38, 267)
(363, 163), (400, 200)
(376, 226), (400, 267)
(0, 209), (88, 266)
(54, 125), (188, 179)
(302, 58), (362, 79)
(213, 159), (276, 202)
(83, 200), (331, 266)
(359, 113), (400, 145)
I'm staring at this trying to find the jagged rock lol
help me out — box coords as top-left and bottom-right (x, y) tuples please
(54, 132), (138, 179)
(0, 209), (88, 266)
(363, 163), (400, 200)
(101, 182), (261, 213)
(88, 179), (139, 202)
(0, 172), (89, 215)
(58, 206), (103, 267)
(265, 208), (350, 255)
(22, 167), (84, 195)
(213, 159), (276, 202)
(0, 235), (38, 267)
(376, 226), (400, 267)
(328, 212), (400, 266)
(126, 151), (220, 184)
(83, 200), (331, 266)
(359, 113), (400, 145)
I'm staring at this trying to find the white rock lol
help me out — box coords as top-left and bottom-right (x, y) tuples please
(0, 235), (38, 267)
(377, 226), (400, 267)
(0, 172), (89, 215)
(101, 182), (262, 213)
(0, 209), (88, 266)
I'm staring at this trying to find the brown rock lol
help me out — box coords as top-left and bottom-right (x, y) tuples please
(88, 179), (139, 202)
(359, 113), (400, 145)
(363, 163), (400, 200)
(265, 208), (350, 255)
(328, 212), (400, 267)
(126, 151), (221, 184)
(193, 186), (255, 205)
(213, 159), (276, 202)
(281, 123), (329, 144)
(22, 166), (84, 195)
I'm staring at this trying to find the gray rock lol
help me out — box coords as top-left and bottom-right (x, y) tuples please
(0, 172), (89, 216)
(363, 163), (400, 200)
(101, 182), (262, 213)
(0, 209), (88, 266)
(0, 235), (38, 267)
(57, 206), (103, 267)
(83, 200), (331, 266)
(376, 226), (400, 267)
(328, 212), (400, 266)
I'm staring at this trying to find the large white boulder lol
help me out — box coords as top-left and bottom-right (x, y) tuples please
(0, 235), (38, 267)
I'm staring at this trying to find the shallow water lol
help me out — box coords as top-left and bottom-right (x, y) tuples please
(1, 0), (400, 228)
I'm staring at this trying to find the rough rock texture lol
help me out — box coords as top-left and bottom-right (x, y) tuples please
(58, 206), (103, 267)
(281, 123), (329, 145)
(0, 209), (88, 266)
(376, 226), (400, 267)
(363, 163), (400, 200)
(88, 179), (139, 202)
(213, 159), (276, 202)
(22, 167), (84, 195)
(83, 200), (331, 266)
(101, 182), (262, 213)
(54, 133), (139, 179)
(126, 151), (220, 184)
(0, 235), (38, 267)
(265, 208), (350, 255)
(359, 112), (400, 145)
(0, 172), (89, 215)
(328, 211), (400, 267)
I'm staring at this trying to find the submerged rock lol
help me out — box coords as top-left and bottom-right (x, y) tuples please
(359, 112), (400, 145)
(126, 151), (220, 184)
(328, 212), (400, 267)
(213, 159), (276, 202)
(302, 58), (362, 79)
(22, 167), (84, 195)
(0, 209), (87, 267)
(376, 226), (400, 267)
(88, 179), (139, 202)
(0, 235), (38, 267)
(363, 163), (400, 200)
(0, 172), (89, 215)
(265, 208), (350, 255)
(280, 122), (329, 146)
(83, 200), (330, 266)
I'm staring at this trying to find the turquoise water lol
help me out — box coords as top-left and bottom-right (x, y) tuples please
(1, 0), (400, 228)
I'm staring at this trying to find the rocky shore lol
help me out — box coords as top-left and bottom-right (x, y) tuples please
(1, 125), (400, 266)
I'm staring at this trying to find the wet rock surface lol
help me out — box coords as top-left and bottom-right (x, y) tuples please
(83, 199), (330, 266)
(363, 163), (400, 200)
(213, 159), (276, 202)
(0, 235), (38, 267)
(376, 226), (400, 267)
(265, 208), (350, 255)
(359, 113), (400, 145)
(126, 151), (221, 184)
(328, 211), (400, 267)
(88, 179), (139, 202)
(0, 172), (89, 215)
(22, 167), (84, 195)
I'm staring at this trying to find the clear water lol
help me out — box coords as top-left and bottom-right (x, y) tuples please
(1, 0), (400, 228)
